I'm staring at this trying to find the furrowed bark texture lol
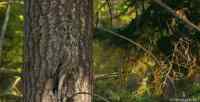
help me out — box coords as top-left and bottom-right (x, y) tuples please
(23, 0), (93, 102)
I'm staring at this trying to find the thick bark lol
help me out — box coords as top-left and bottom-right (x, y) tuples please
(23, 0), (93, 102)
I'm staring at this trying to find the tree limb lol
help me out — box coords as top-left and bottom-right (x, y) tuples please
(153, 0), (200, 33)
(95, 72), (119, 80)
(98, 27), (161, 66)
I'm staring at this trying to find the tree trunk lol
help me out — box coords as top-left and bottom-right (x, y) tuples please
(23, 0), (93, 102)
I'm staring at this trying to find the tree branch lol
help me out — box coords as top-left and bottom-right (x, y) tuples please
(153, 0), (200, 33)
(98, 27), (161, 66)
(95, 72), (119, 80)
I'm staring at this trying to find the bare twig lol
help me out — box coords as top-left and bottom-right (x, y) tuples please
(153, 0), (200, 32)
(95, 72), (119, 80)
(11, 77), (22, 96)
(162, 62), (173, 86)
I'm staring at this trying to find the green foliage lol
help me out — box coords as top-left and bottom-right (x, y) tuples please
(0, 0), (23, 101)
(2, 0), (23, 69)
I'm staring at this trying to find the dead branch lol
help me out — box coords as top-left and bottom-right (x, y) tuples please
(98, 27), (161, 66)
(153, 0), (200, 32)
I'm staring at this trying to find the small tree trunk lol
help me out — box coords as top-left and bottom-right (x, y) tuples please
(23, 0), (93, 102)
